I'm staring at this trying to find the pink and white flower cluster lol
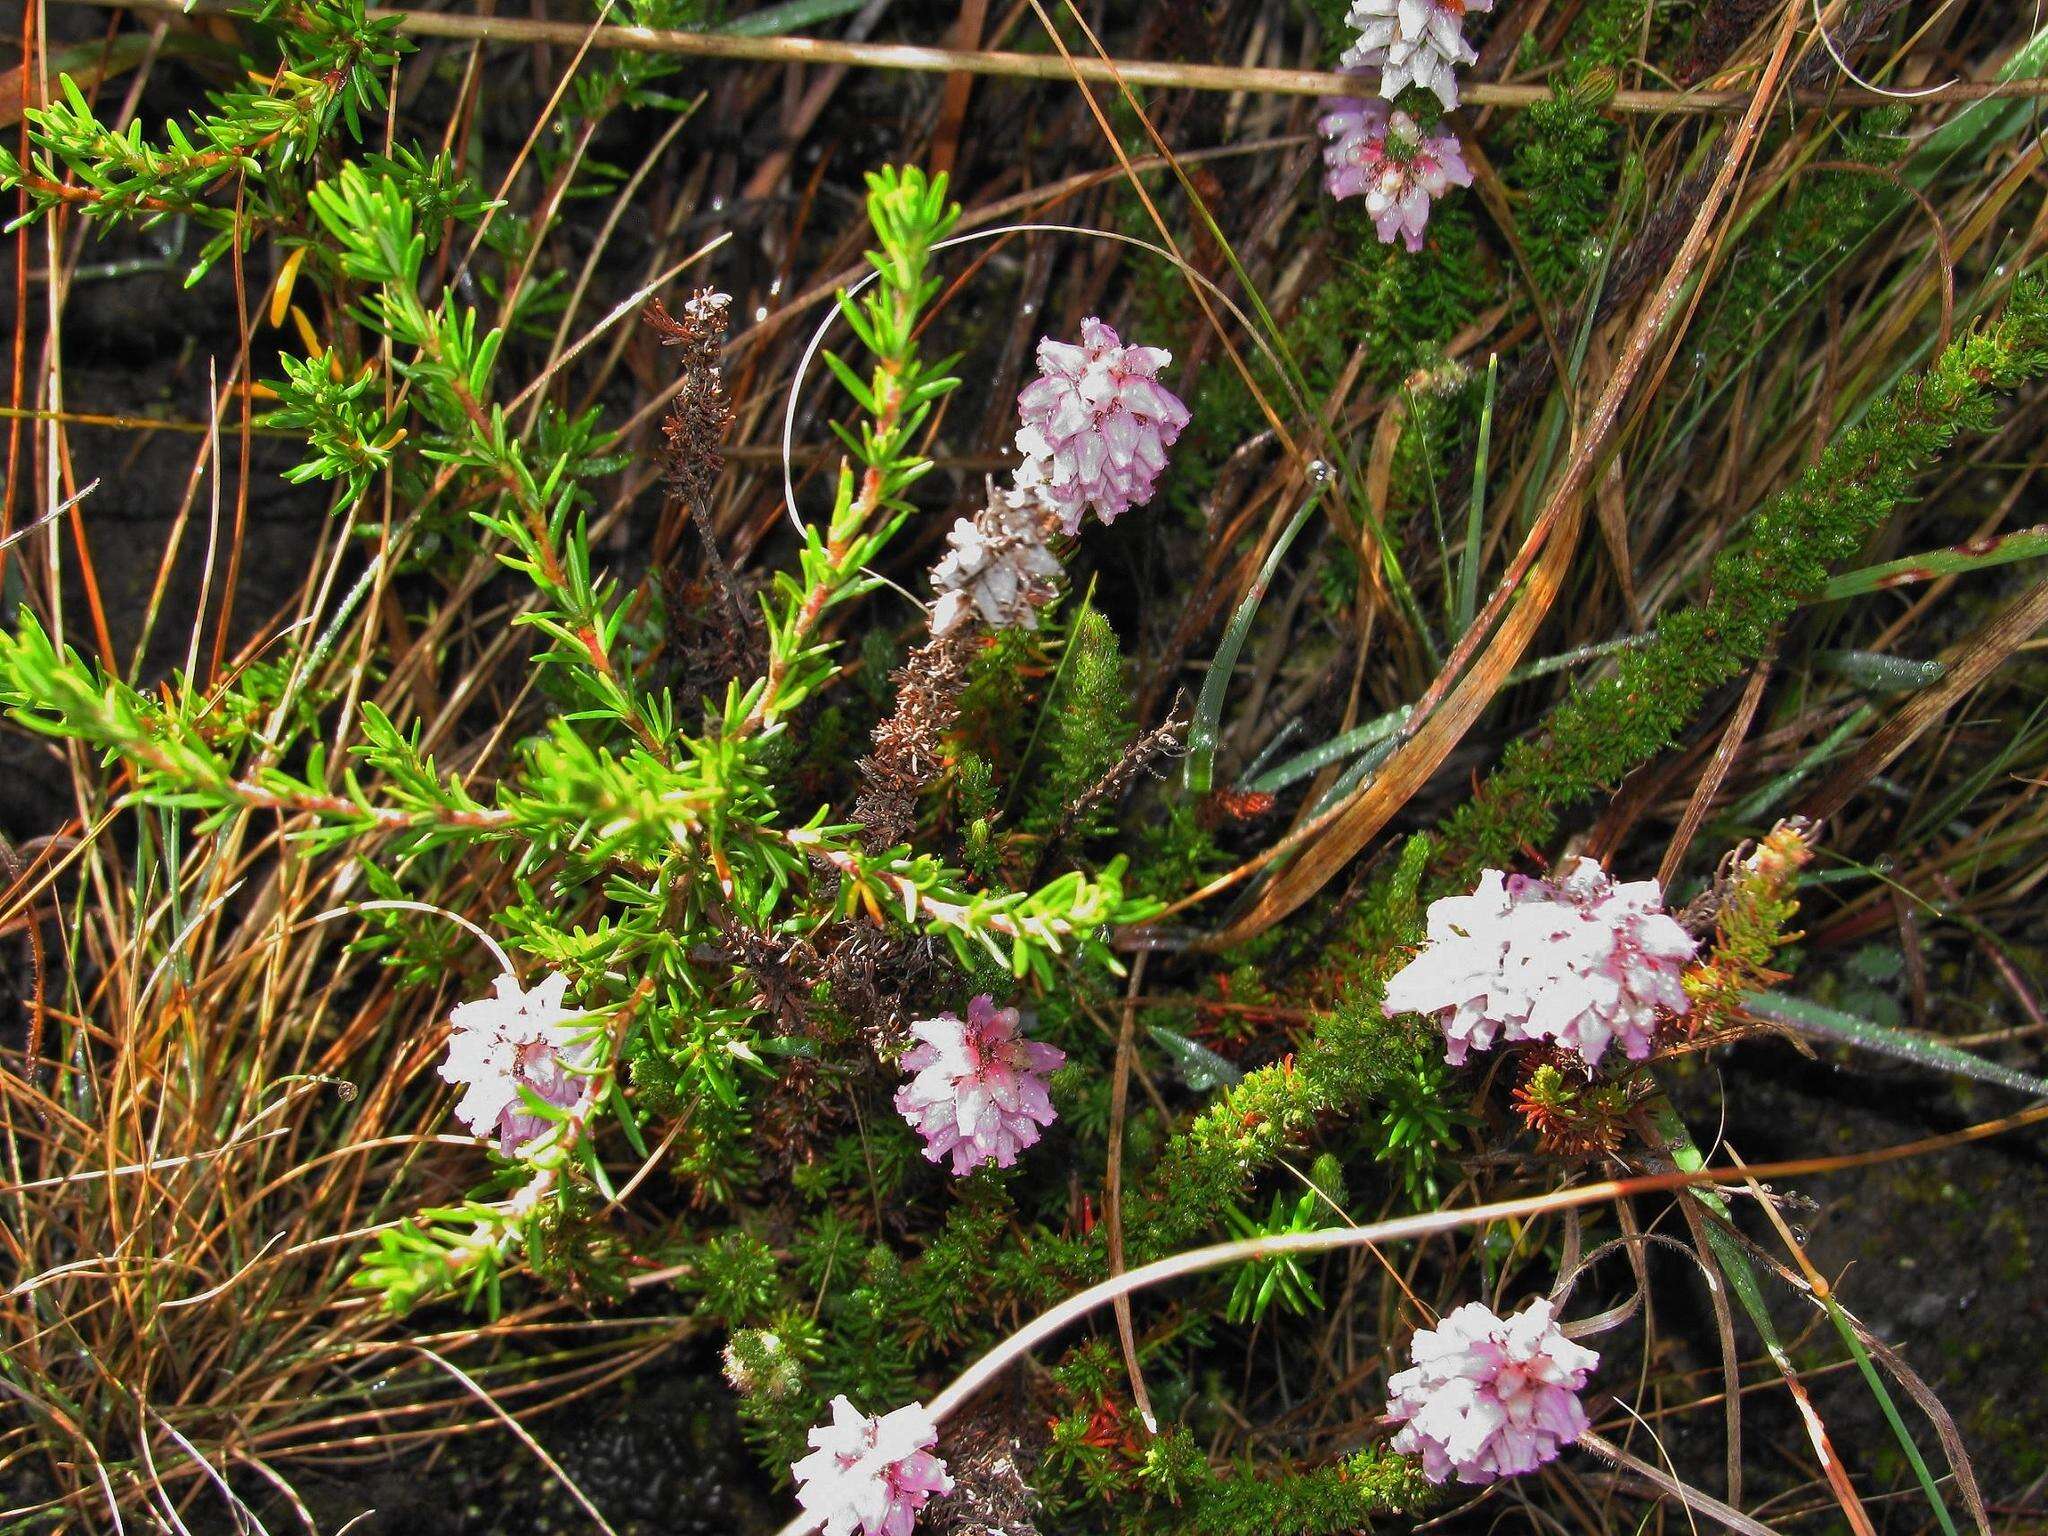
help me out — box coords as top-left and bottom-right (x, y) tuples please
(792, 1396), (953, 1536)
(1317, 100), (1473, 251)
(1014, 317), (1191, 532)
(1388, 1297), (1598, 1484)
(1341, 0), (1495, 109)
(1382, 857), (1697, 1069)
(894, 994), (1066, 1174)
(927, 319), (1187, 628)
(439, 971), (588, 1157)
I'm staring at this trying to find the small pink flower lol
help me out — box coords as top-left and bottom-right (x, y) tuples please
(1387, 1297), (1598, 1484)
(1382, 859), (1697, 1070)
(791, 1396), (953, 1536)
(439, 971), (588, 1156)
(1014, 318), (1191, 533)
(1317, 100), (1472, 251)
(1341, 0), (1494, 110)
(894, 995), (1066, 1175)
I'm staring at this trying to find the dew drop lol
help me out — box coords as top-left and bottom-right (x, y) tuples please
(1307, 459), (1332, 483)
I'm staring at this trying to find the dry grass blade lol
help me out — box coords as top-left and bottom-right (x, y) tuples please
(407, 1346), (624, 1536)
(1578, 1430), (1776, 1536)
(1105, 953), (1156, 1434)
(1660, 650), (1776, 887)
(1195, 487), (1590, 944)
(51, 0), (2048, 110)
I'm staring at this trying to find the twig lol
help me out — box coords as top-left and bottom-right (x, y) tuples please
(54, 0), (2048, 113)
(1803, 574), (2048, 821)
(1658, 647), (1776, 888)
(1027, 705), (1186, 887)
(1577, 1430), (1776, 1536)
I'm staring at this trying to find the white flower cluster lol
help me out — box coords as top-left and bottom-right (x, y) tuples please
(1014, 317), (1191, 532)
(439, 971), (589, 1156)
(893, 994), (1066, 1174)
(792, 1396), (952, 1536)
(925, 319), (1189, 638)
(1317, 100), (1473, 251)
(1382, 858), (1698, 1069)
(929, 481), (1064, 638)
(1340, 0), (1495, 110)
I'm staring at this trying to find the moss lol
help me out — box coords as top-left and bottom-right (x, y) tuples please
(1127, 838), (1435, 1260)
(1156, 201), (1493, 532)
(1298, 0), (1359, 64)
(1138, 1428), (1436, 1532)
(1131, 799), (1228, 903)
(1707, 110), (1909, 360)
(1571, 0), (1651, 69)
(1025, 605), (1136, 841)
(1506, 90), (1621, 297)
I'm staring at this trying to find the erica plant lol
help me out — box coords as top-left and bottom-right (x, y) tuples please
(5, 2), (2048, 1531)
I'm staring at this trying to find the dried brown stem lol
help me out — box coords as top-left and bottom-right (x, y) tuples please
(57, 0), (2048, 112)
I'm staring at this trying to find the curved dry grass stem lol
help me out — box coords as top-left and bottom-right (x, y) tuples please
(407, 1346), (623, 1536)
(1579, 1429), (1775, 1536)
(777, 220), (1287, 540)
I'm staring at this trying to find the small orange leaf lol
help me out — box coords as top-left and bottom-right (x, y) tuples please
(270, 245), (308, 329)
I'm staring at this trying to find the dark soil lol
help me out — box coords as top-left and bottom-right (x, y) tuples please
(282, 1363), (778, 1536)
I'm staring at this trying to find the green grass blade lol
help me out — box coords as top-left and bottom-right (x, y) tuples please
(1729, 705), (1874, 823)
(1456, 355), (1499, 636)
(1819, 525), (2048, 600)
(1245, 705), (1411, 794)
(1245, 633), (1649, 795)
(1654, 1103), (1962, 1536)
(1147, 1026), (1244, 1092)
(1742, 991), (2048, 1097)
(1183, 485), (1324, 793)
(1811, 649), (1946, 692)
(1910, 22), (2048, 180)
(722, 0), (876, 36)
(1823, 1290), (1963, 1536)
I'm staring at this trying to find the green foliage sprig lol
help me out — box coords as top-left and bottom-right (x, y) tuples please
(745, 166), (963, 736)
(1139, 1429), (1432, 1533)
(0, 0), (407, 281)
(1222, 1164), (1334, 1324)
